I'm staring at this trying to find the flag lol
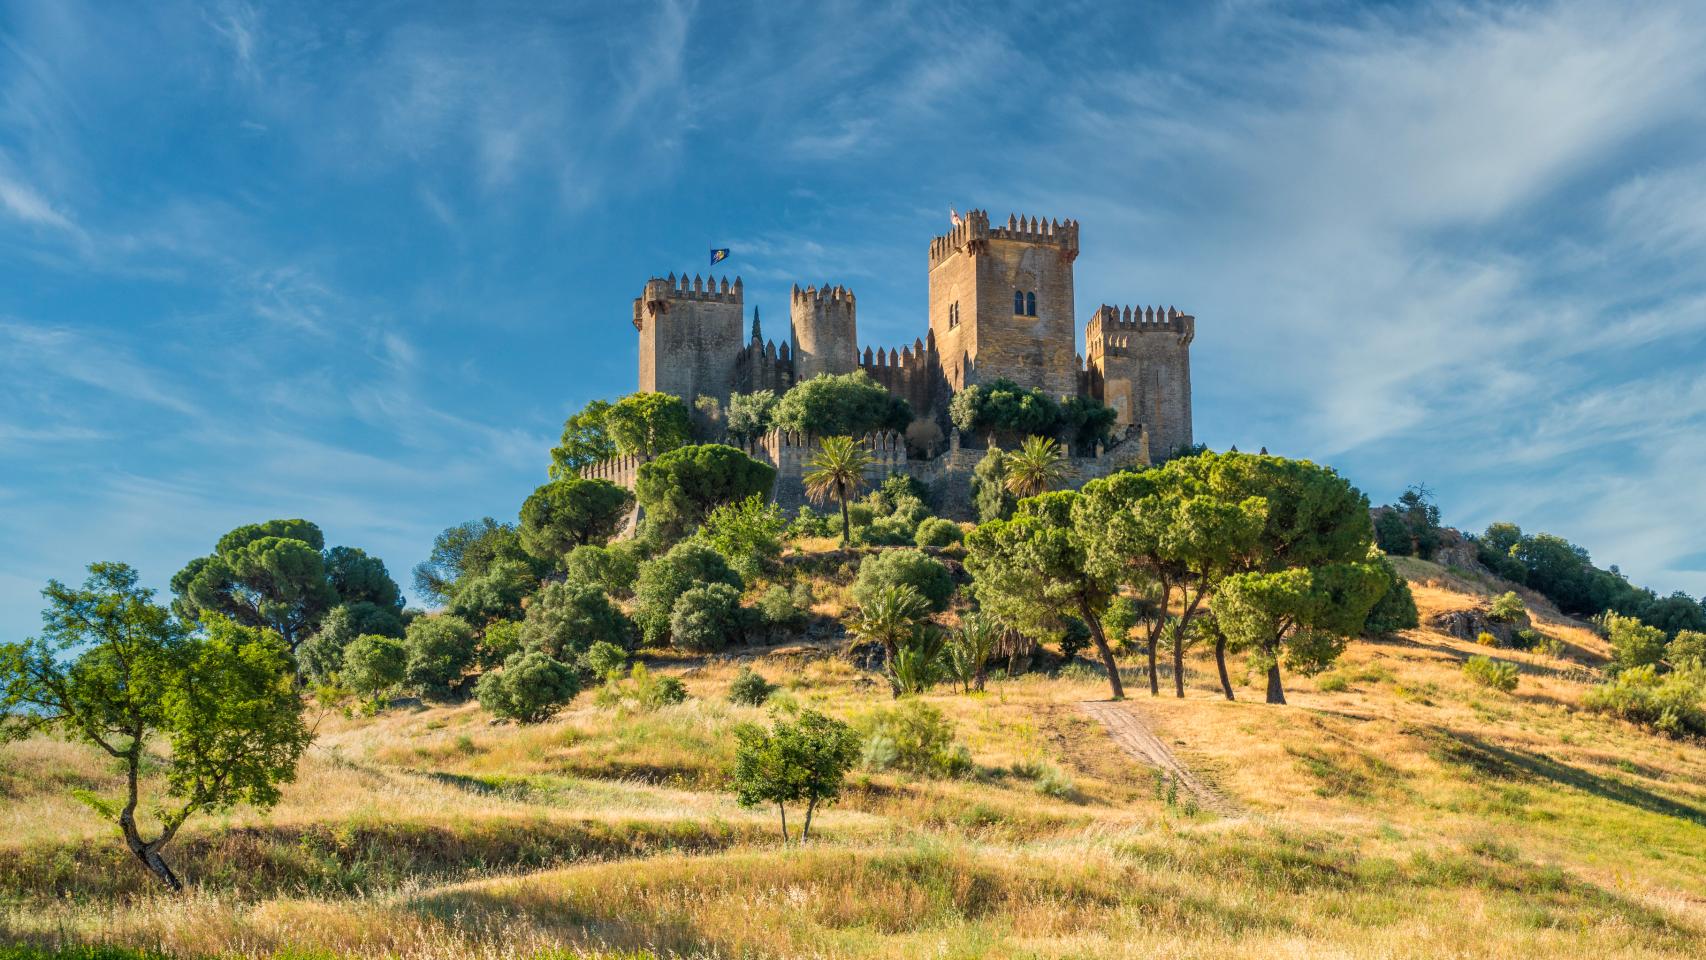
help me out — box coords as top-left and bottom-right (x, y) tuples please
(710, 247), (730, 266)
(949, 206), (961, 227)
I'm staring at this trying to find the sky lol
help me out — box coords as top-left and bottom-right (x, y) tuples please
(3, 0), (1706, 638)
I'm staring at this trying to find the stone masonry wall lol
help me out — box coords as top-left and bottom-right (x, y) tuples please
(635, 273), (745, 409)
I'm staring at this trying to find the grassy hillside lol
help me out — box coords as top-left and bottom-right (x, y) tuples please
(2, 559), (1704, 959)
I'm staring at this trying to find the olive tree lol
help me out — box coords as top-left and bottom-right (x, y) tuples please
(0, 563), (310, 890)
(731, 709), (861, 843)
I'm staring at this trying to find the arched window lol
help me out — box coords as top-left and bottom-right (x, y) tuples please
(1025, 291), (1037, 316)
(1014, 290), (1025, 314)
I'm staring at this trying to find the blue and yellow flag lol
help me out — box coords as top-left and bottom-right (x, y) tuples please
(710, 247), (730, 267)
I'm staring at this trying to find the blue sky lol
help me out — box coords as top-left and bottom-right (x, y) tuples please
(4, 0), (1706, 637)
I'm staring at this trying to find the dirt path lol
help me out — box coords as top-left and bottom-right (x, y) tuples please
(1078, 700), (1238, 816)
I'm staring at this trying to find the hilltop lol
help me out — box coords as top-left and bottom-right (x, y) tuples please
(2, 553), (1703, 960)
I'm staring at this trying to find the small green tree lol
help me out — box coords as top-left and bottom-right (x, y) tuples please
(1489, 592), (1526, 623)
(518, 477), (634, 562)
(0, 563), (310, 891)
(802, 436), (875, 546)
(699, 494), (787, 580)
(851, 548), (955, 613)
(773, 371), (911, 437)
(402, 614), (479, 698)
(1604, 613), (1668, 673)
(670, 582), (745, 652)
(1216, 564), (1389, 704)
(632, 540), (743, 646)
(446, 557), (539, 626)
(606, 392), (693, 459)
(971, 446), (1018, 523)
(476, 651), (582, 723)
(1670, 630), (1706, 669)
(563, 542), (643, 599)
(519, 581), (635, 661)
(726, 389), (779, 443)
(584, 640), (629, 679)
(914, 517), (963, 548)
(846, 584), (930, 694)
(297, 600), (406, 684)
(412, 518), (535, 605)
(1362, 559), (1420, 636)
(946, 614), (999, 692)
(730, 709), (861, 843)
(728, 667), (776, 706)
(635, 444), (777, 542)
(549, 398), (618, 477)
(341, 634), (407, 696)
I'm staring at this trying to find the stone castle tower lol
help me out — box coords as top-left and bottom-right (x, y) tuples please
(627, 207), (1195, 462)
(927, 210), (1081, 399)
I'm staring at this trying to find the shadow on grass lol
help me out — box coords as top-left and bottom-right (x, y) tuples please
(1430, 728), (1706, 827)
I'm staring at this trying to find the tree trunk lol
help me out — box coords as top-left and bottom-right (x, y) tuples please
(120, 815), (183, 892)
(1265, 662), (1287, 705)
(778, 803), (790, 844)
(1079, 597), (1124, 700)
(803, 797), (817, 841)
(838, 483), (851, 547)
(1146, 631), (1159, 696)
(1214, 632), (1235, 701)
(1172, 625), (1185, 699)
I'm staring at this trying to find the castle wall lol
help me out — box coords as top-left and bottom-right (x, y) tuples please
(635, 273), (745, 409)
(1086, 304), (1195, 458)
(790, 284), (859, 381)
(735, 335), (794, 395)
(858, 331), (945, 422)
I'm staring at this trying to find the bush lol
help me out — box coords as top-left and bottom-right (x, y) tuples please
(1583, 664), (1706, 737)
(519, 581), (635, 660)
(563, 543), (641, 598)
(479, 618), (525, 667)
(341, 634), (407, 696)
(757, 583), (804, 630)
(914, 517), (963, 548)
(634, 444), (777, 542)
(584, 639), (629, 679)
(1057, 618), (1090, 664)
(1489, 591), (1526, 622)
(403, 614), (479, 697)
(699, 494), (786, 581)
(971, 447), (1017, 523)
(632, 541), (743, 646)
(1605, 613), (1669, 672)
(1476, 631), (1500, 647)
(788, 506), (831, 539)
(728, 667), (776, 706)
(1463, 655), (1519, 692)
(1510, 628), (1541, 651)
(476, 651), (582, 723)
(518, 477), (633, 562)
(298, 600), (406, 682)
(852, 549), (955, 613)
(892, 629), (948, 695)
(1361, 561), (1419, 636)
(1032, 762), (1078, 800)
(597, 663), (689, 711)
(447, 557), (538, 625)
(772, 370), (911, 438)
(1671, 629), (1706, 668)
(670, 582), (745, 652)
(856, 700), (969, 777)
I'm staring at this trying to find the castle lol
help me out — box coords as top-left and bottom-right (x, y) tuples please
(593, 209), (1197, 515)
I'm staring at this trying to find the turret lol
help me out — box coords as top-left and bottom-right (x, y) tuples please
(790, 282), (859, 381)
(634, 273), (745, 411)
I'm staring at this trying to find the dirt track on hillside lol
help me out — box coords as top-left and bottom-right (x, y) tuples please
(1079, 700), (1238, 816)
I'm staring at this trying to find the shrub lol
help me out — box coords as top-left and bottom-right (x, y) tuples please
(447, 557), (538, 626)
(788, 506), (831, 539)
(1476, 631), (1500, 647)
(635, 444), (777, 542)
(699, 494), (787, 581)
(731, 709), (862, 842)
(518, 477), (633, 562)
(1361, 561), (1419, 636)
(728, 667), (776, 706)
(403, 614), (478, 697)
(341, 634), (407, 696)
(1033, 762), (1078, 800)
(852, 549), (955, 613)
(892, 629), (948, 695)
(1510, 628), (1541, 651)
(519, 581), (635, 660)
(1605, 613), (1668, 672)
(914, 517), (963, 548)
(670, 582), (745, 652)
(563, 543), (641, 598)
(772, 370), (911, 438)
(1463, 655), (1519, 692)
(1671, 629), (1706, 668)
(632, 541), (743, 646)
(1489, 591), (1527, 622)
(584, 639), (629, 679)
(971, 447), (1017, 523)
(298, 600), (407, 683)
(1583, 665), (1706, 737)
(757, 583), (804, 630)
(478, 618), (525, 667)
(476, 651), (582, 723)
(1057, 618), (1090, 664)
(856, 700), (968, 777)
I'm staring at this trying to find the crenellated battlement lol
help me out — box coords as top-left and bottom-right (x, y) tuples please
(791, 283), (855, 306)
(1086, 304), (1195, 352)
(928, 209), (1079, 269)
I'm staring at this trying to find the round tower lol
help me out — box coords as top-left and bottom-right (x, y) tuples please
(790, 283), (859, 381)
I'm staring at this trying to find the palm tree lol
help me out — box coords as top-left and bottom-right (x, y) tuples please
(847, 584), (929, 695)
(1002, 435), (1067, 499)
(803, 435), (874, 546)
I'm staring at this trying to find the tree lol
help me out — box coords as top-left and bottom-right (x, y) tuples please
(971, 446), (1017, 523)
(476, 651), (582, 723)
(563, 542), (642, 599)
(1002, 435), (1068, 499)
(606, 392), (692, 460)
(726, 389), (779, 444)
(635, 443), (776, 541)
(549, 399), (619, 478)
(966, 491), (1126, 700)
(799, 436), (874, 546)
(297, 600), (406, 684)
(948, 378), (1060, 441)
(632, 540), (744, 646)
(322, 547), (403, 610)
(851, 548), (955, 613)
(1362, 559), (1420, 636)
(446, 557), (538, 626)
(412, 518), (535, 605)
(1603, 613), (1668, 673)
(946, 614), (999, 692)
(518, 477), (634, 562)
(341, 634), (407, 696)
(670, 582), (745, 652)
(846, 584), (930, 694)
(699, 494), (787, 581)
(0, 564), (310, 890)
(773, 371), (911, 438)
(1216, 563), (1389, 704)
(518, 581), (635, 661)
(730, 709), (861, 843)
(402, 614), (479, 698)
(1058, 395), (1118, 450)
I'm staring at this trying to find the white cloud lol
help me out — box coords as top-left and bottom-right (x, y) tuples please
(0, 173), (78, 233)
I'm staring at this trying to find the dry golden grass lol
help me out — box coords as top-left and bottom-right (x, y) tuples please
(3, 557), (1704, 958)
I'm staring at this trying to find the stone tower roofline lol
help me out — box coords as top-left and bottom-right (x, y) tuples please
(633, 273), (744, 330)
(928, 209), (1080, 269)
(791, 282), (855, 305)
(1086, 304), (1196, 350)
